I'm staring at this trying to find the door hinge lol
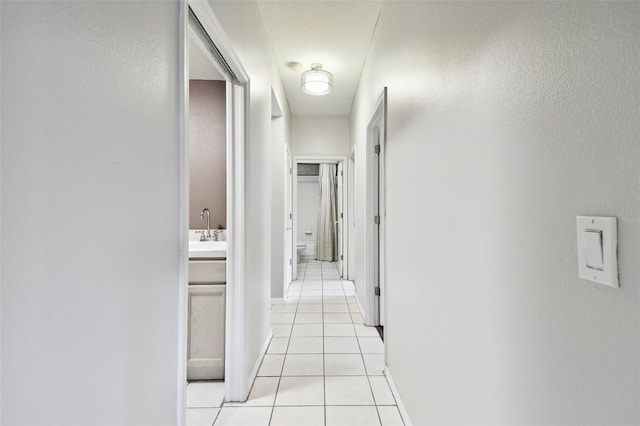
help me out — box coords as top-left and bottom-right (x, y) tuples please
(289, 213), (293, 220)
(374, 144), (380, 154)
(289, 258), (292, 265)
(340, 254), (344, 260)
(289, 167), (292, 174)
(341, 170), (344, 177)
(340, 212), (343, 219)
(375, 287), (380, 296)
(374, 215), (380, 225)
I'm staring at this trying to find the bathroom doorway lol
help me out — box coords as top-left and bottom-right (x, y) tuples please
(292, 157), (348, 280)
(186, 7), (227, 384)
(181, 2), (249, 423)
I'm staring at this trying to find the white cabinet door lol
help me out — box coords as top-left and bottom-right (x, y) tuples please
(187, 285), (225, 380)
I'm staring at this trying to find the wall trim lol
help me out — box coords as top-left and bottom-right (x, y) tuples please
(384, 366), (413, 426)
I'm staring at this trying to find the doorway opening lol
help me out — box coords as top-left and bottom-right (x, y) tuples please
(292, 157), (348, 285)
(180, 2), (249, 423)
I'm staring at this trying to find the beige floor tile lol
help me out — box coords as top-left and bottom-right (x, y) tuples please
(377, 406), (405, 426)
(257, 354), (284, 376)
(288, 337), (323, 354)
(369, 376), (396, 405)
(325, 376), (375, 405)
(275, 376), (324, 406)
(282, 354), (324, 376)
(186, 408), (219, 426)
(270, 406), (325, 426)
(325, 406), (381, 426)
(213, 407), (271, 426)
(324, 354), (366, 375)
(291, 323), (324, 337)
(187, 381), (225, 408)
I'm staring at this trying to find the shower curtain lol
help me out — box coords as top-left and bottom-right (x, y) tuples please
(316, 163), (338, 261)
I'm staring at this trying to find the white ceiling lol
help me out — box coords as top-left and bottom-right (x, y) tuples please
(258, 1), (382, 116)
(189, 34), (225, 81)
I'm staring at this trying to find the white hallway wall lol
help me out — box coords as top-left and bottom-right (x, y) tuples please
(292, 115), (350, 157)
(208, 0), (291, 383)
(1, 1), (182, 424)
(1, 0), (291, 422)
(351, 2), (639, 425)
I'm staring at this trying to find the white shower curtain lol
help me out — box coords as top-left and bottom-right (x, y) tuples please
(316, 163), (337, 261)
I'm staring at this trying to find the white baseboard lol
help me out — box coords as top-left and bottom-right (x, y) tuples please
(384, 366), (412, 426)
(247, 330), (272, 393)
(271, 298), (285, 304)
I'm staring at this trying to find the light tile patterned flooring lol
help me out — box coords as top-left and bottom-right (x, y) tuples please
(187, 260), (404, 426)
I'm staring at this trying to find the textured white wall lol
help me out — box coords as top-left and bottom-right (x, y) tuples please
(207, 0), (291, 380)
(351, 2), (639, 424)
(292, 115), (349, 157)
(1, 1), (181, 424)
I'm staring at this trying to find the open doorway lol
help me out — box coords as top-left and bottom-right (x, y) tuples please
(186, 10), (227, 384)
(292, 157), (347, 280)
(181, 2), (249, 424)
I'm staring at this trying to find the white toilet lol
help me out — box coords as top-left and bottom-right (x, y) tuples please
(296, 243), (306, 263)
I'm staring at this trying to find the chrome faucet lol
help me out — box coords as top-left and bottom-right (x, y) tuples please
(200, 208), (211, 239)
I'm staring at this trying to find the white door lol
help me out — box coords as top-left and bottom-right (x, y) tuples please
(337, 162), (344, 277)
(284, 150), (293, 293)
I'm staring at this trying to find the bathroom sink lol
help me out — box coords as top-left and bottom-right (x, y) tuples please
(189, 240), (227, 259)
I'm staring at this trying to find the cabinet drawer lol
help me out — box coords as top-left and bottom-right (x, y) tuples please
(189, 260), (226, 284)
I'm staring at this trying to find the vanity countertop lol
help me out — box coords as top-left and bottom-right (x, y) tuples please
(188, 240), (227, 259)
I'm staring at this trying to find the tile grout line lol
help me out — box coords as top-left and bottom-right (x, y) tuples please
(321, 264), (327, 426)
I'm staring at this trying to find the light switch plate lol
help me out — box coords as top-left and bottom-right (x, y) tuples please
(577, 216), (618, 288)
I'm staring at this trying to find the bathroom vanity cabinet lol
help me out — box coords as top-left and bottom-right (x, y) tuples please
(187, 259), (226, 380)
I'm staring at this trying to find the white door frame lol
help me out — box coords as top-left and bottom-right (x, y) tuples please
(292, 156), (348, 280)
(284, 149), (293, 295)
(364, 88), (387, 327)
(347, 148), (356, 281)
(181, 0), (250, 413)
(336, 161), (345, 277)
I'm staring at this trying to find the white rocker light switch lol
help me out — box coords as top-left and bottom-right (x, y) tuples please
(584, 230), (603, 271)
(577, 216), (618, 288)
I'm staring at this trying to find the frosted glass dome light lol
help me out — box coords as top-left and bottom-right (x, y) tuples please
(301, 63), (333, 96)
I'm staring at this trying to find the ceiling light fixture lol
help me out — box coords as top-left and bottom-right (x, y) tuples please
(286, 61), (304, 72)
(301, 63), (333, 96)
